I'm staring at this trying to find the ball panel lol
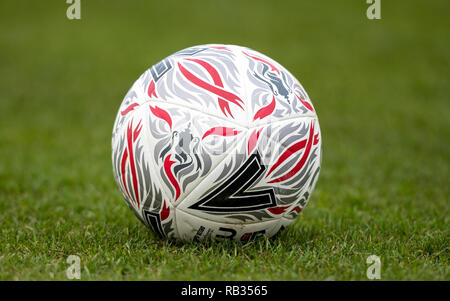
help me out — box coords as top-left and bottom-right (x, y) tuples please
(143, 100), (247, 207)
(237, 46), (317, 126)
(176, 133), (278, 224)
(137, 45), (249, 126)
(262, 117), (322, 219)
(111, 104), (177, 238)
(177, 116), (321, 225)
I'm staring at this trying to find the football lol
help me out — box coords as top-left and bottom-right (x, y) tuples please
(112, 44), (321, 241)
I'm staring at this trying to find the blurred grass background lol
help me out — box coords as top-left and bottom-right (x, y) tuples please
(0, 0), (448, 280)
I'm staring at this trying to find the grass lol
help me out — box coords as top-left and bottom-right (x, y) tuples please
(0, 0), (448, 280)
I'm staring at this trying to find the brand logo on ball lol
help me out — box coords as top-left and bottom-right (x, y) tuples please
(189, 152), (277, 212)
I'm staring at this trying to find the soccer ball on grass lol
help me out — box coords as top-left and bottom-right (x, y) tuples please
(112, 44), (321, 241)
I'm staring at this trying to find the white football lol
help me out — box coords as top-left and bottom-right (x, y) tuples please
(112, 44), (321, 241)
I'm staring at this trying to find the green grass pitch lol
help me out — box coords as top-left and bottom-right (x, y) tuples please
(0, 0), (448, 280)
